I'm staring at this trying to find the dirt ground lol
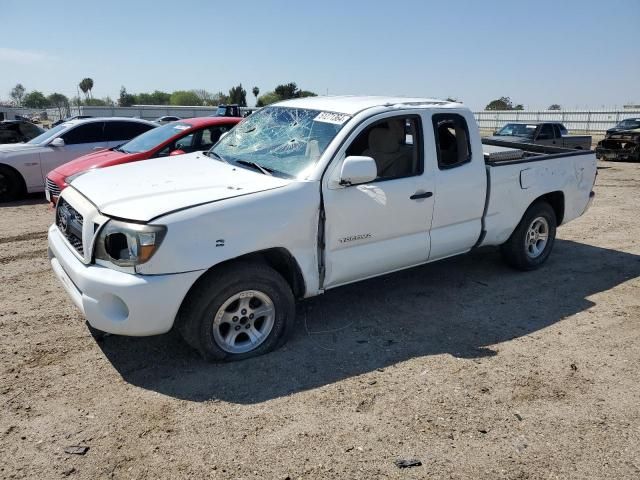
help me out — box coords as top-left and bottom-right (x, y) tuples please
(1, 162), (639, 480)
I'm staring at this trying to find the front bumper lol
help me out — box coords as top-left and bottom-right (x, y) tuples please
(595, 144), (640, 161)
(48, 224), (204, 336)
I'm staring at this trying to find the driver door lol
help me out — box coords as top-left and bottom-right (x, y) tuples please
(322, 113), (434, 288)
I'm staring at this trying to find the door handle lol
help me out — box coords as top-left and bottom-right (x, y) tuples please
(410, 191), (433, 200)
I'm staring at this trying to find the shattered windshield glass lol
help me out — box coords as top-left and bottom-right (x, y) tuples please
(211, 106), (350, 178)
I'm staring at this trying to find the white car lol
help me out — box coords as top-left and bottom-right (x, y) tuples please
(154, 116), (181, 125)
(0, 117), (156, 201)
(48, 96), (597, 361)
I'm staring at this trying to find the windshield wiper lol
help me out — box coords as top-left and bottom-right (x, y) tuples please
(206, 150), (228, 163)
(112, 143), (130, 153)
(235, 159), (273, 176)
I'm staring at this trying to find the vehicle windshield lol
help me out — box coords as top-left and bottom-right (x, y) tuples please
(118, 122), (191, 153)
(617, 119), (640, 130)
(496, 123), (537, 137)
(27, 123), (70, 145)
(211, 106), (350, 178)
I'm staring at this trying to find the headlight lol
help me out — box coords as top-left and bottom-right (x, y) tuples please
(94, 220), (166, 267)
(65, 170), (89, 184)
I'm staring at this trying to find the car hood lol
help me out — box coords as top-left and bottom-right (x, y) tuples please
(52, 149), (133, 177)
(69, 152), (292, 222)
(0, 142), (48, 155)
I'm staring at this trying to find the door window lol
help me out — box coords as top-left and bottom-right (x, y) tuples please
(104, 121), (154, 142)
(345, 116), (422, 180)
(432, 114), (471, 169)
(61, 122), (105, 145)
(537, 124), (554, 140)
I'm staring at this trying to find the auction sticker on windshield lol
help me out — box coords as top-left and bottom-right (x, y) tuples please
(314, 112), (351, 125)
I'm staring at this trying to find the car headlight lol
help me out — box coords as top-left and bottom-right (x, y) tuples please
(94, 220), (166, 267)
(65, 170), (89, 184)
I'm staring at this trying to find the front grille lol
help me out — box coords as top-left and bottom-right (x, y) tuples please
(45, 177), (61, 197)
(56, 198), (84, 255)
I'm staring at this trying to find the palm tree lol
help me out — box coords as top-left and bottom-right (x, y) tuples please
(86, 78), (94, 99)
(79, 78), (94, 100)
(252, 86), (259, 105)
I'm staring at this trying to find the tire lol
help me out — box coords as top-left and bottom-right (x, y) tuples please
(0, 165), (25, 202)
(177, 261), (295, 362)
(500, 201), (557, 271)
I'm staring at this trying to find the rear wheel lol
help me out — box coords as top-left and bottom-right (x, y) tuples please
(0, 165), (25, 202)
(177, 262), (295, 361)
(501, 201), (557, 271)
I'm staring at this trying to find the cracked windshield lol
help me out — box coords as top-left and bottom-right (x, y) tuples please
(211, 106), (350, 178)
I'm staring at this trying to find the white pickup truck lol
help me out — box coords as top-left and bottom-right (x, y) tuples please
(48, 96), (597, 361)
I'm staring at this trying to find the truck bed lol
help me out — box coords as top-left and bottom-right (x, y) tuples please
(479, 138), (597, 248)
(482, 138), (594, 166)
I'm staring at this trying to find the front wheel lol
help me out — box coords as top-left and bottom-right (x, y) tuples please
(177, 262), (295, 361)
(501, 201), (557, 271)
(0, 165), (25, 202)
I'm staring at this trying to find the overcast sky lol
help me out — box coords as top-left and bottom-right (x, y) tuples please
(1, 0), (638, 110)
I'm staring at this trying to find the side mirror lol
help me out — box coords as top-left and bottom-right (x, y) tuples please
(339, 156), (377, 186)
(50, 137), (65, 147)
(169, 149), (186, 156)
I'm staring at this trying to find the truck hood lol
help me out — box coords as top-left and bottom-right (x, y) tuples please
(69, 152), (292, 222)
(52, 148), (133, 178)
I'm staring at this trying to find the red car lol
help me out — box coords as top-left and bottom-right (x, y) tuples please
(45, 116), (241, 203)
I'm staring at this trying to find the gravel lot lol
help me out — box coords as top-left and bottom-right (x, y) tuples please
(1, 162), (639, 479)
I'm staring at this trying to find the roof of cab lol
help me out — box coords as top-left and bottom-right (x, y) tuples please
(61, 117), (157, 127)
(275, 95), (458, 115)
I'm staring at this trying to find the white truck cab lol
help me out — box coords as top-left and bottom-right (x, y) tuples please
(48, 96), (597, 361)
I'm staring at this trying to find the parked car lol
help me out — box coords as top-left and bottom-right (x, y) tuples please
(0, 117), (156, 202)
(605, 117), (640, 135)
(154, 115), (181, 125)
(486, 122), (591, 150)
(46, 117), (242, 203)
(51, 115), (93, 128)
(596, 128), (640, 162)
(48, 96), (596, 361)
(0, 120), (45, 144)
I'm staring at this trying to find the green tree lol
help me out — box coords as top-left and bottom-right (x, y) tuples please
(228, 84), (247, 106)
(548, 104), (562, 110)
(252, 86), (260, 104)
(47, 93), (70, 118)
(256, 91), (281, 107)
(212, 91), (230, 105)
(84, 98), (108, 106)
(118, 86), (136, 107)
(274, 82), (299, 100)
(23, 91), (50, 109)
(485, 96), (523, 111)
(298, 90), (317, 98)
(10, 83), (26, 106)
(169, 90), (202, 106)
(192, 89), (218, 106)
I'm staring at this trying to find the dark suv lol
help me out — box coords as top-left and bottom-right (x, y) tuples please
(0, 120), (45, 144)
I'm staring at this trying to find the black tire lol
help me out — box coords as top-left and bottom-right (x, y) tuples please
(177, 261), (295, 362)
(500, 201), (557, 271)
(0, 165), (25, 202)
